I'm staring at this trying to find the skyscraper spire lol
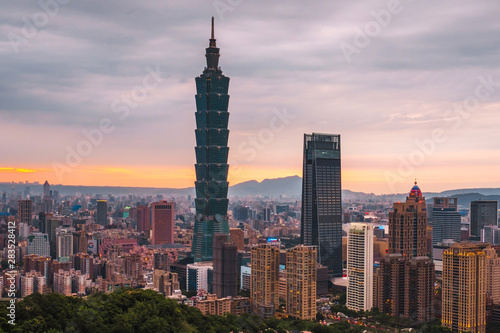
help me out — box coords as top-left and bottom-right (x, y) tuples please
(209, 16), (216, 47)
(205, 16), (220, 69)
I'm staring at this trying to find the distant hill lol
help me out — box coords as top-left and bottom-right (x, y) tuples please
(2, 179), (500, 203)
(229, 176), (302, 197)
(425, 192), (500, 208)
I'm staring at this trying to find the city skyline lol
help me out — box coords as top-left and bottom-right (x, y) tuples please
(2, 1), (500, 194)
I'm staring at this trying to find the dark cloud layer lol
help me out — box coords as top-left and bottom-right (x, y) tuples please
(1, 0), (499, 192)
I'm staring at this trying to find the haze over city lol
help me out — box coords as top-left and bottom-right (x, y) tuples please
(2, 1), (500, 194)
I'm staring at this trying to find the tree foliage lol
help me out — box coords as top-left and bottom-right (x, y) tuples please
(0, 289), (365, 332)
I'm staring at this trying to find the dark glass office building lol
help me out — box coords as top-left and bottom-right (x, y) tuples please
(301, 133), (342, 277)
(470, 200), (498, 240)
(192, 18), (230, 262)
(429, 197), (461, 245)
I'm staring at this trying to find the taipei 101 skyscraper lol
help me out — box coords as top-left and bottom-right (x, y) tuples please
(191, 17), (230, 262)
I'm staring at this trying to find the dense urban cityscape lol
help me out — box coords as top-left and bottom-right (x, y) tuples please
(2, 2), (500, 333)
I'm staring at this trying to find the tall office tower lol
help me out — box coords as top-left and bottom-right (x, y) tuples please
(27, 233), (50, 257)
(151, 201), (175, 245)
(43, 180), (50, 198)
(301, 133), (342, 277)
(286, 245), (317, 320)
(18, 199), (33, 224)
(192, 17), (231, 262)
(470, 200), (498, 240)
(56, 228), (74, 262)
(135, 205), (150, 233)
(374, 182), (434, 322)
(347, 223), (373, 312)
(42, 218), (60, 259)
(213, 233), (238, 298)
(96, 200), (107, 226)
(250, 243), (280, 318)
(430, 197), (461, 245)
(442, 243), (486, 333)
(41, 198), (54, 214)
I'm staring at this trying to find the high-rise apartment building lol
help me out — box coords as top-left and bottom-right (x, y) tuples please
(470, 200), (498, 240)
(442, 243), (486, 333)
(56, 228), (74, 262)
(213, 234), (238, 298)
(72, 253), (94, 280)
(53, 269), (72, 296)
(430, 197), (461, 244)
(153, 269), (180, 297)
(286, 245), (317, 320)
(27, 233), (50, 257)
(301, 133), (342, 277)
(374, 182), (434, 322)
(484, 245), (500, 304)
(192, 18), (231, 262)
(388, 182), (427, 257)
(151, 201), (175, 245)
(347, 223), (373, 312)
(21, 271), (45, 297)
(96, 200), (107, 226)
(250, 243), (280, 318)
(18, 199), (32, 224)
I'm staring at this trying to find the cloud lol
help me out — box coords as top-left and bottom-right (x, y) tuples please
(1, 0), (500, 193)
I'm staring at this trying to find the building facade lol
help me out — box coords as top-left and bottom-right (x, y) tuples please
(135, 205), (150, 233)
(229, 228), (245, 251)
(186, 262), (213, 292)
(96, 200), (107, 226)
(286, 245), (317, 320)
(192, 17), (231, 262)
(18, 199), (32, 224)
(470, 200), (498, 240)
(374, 182), (434, 322)
(301, 133), (342, 277)
(213, 233), (238, 298)
(347, 223), (373, 312)
(27, 233), (50, 257)
(56, 228), (74, 262)
(442, 243), (486, 333)
(430, 197), (461, 245)
(153, 269), (180, 297)
(151, 201), (175, 245)
(251, 243), (280, 318)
